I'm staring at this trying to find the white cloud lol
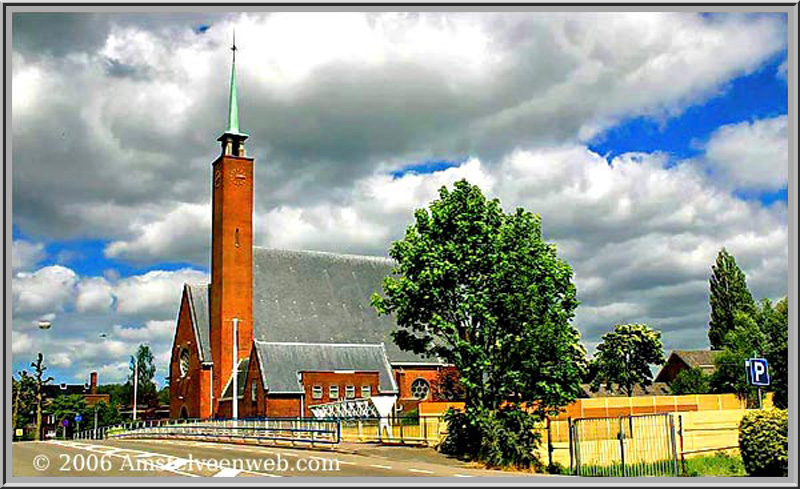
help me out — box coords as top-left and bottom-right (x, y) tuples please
(113, 268), (208, 316)
(703, 115), (788, 191)
(75, 277), (114, 312)
(12, 12), (787, 243)
(104, 203), (210, 264)
(12, 265), (78, 315)
(112, 320), (174, 342)
(12, 239), (46, 271)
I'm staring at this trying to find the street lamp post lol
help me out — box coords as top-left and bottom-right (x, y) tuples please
(232, 318), (239, 422)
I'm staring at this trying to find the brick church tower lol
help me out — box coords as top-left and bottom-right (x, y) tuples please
(209, 38), (254, 412)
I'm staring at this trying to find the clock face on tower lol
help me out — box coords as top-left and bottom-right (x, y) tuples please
(230, 168), (247, 186)
(214, 170), (222, 188)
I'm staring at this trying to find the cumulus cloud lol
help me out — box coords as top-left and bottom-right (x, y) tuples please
(12, 265), (78, 315)
(12, 239), (46, 271)
(112, 320), (174, 342)
(703, 115), (788, 191)
(11, 12), (786, 243)
(105, 203), (211, 265)
(12, 266), (208, 383)
(75, 277), (114, 313)
(110, 268), (207, 316)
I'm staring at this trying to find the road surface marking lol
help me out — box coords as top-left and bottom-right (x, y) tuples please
(162, 458), (189, 470)
(453, 474), (474, 477)
(48, 441), (200, 477)
(370, 464), (392, 469)
(409, 468), (435, 474)
(213, 468), (242, 477)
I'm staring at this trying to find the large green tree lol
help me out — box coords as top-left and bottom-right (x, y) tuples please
(50, 394), (90, 438)
(590, 324), (665, 397)
(708, 248), (756, 350)
(372, 180), (586, 468)
(129, 344), (159, 408)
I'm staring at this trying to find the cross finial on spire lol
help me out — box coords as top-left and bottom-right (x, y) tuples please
(218, 28), (248, 152)
(224, 29), (242, 136)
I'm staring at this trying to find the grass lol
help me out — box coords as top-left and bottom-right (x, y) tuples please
(683, 452), (746, 477)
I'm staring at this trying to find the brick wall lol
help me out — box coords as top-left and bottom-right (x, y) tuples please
(169, 289), (210, 419)
(265, 395), (302, 417)
(392, 365), (456, 412)
(300, 371), (380, 417)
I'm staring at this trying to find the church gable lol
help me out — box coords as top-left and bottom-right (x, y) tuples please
(169, 285), (211, 419)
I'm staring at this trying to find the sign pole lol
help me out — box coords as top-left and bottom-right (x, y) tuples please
(758, 387), (763, 409)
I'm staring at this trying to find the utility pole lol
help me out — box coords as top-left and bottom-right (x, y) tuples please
(133, 356), (139, 421)
(232, 317), (239, 422)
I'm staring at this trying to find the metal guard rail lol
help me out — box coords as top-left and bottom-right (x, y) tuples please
(105, 418), (341, 445)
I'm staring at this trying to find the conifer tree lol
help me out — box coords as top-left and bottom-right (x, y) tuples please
(708, 248), (756, 350)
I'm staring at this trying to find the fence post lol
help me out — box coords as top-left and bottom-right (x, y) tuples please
(546, 418), (554, 469)
(619, 416), (627, 477)
(678, 415), (686, 476)
(573, 420), (581, 476)
(567, 417), (574, 475)
(668, 414), (680, 477)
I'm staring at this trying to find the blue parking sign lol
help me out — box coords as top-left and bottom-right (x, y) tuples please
(747, 358), (770, 386)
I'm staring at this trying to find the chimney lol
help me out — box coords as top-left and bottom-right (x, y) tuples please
(90, 371), (98, 394)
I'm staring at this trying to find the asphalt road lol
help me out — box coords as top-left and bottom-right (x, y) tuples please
(13, 438), (540, 478)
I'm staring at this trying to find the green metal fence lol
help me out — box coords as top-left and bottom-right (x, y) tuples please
(572, 413), (679, 477)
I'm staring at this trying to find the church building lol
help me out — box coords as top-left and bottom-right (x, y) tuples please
(169, 43), (452, 419)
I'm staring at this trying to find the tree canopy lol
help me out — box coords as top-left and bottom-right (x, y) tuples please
(590, 324), (665, 397)
(709, 248), (756, 350)
(129, 344), (159, 408)
(669, 367), (711, 395)
(372, 180), (586, 468)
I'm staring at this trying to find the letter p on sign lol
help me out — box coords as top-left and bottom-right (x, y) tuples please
(748, 358), (770, 386)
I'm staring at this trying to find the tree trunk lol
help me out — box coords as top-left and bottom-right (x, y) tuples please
(34, 395), (43, 441)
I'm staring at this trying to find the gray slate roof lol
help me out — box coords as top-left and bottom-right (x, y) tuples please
(253, 341), (398, 394)
(251, 247), (429, 363)
(184, 247), (436, 366)
(186, 284), (211, 362)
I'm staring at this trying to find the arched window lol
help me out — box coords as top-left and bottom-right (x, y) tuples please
(410, 378), (430, 400)
(179, 348), (191, 378)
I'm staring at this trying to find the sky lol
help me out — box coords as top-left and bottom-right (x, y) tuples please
(10, 11), (790, 386)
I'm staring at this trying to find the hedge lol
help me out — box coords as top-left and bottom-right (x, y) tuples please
(738, 408), (788, 477)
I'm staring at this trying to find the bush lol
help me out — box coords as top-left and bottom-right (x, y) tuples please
(738, 408), (788, 477)
(440, 406), (544, 470)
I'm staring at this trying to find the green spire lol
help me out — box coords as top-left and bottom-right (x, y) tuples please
(225, 33), (240, 135)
